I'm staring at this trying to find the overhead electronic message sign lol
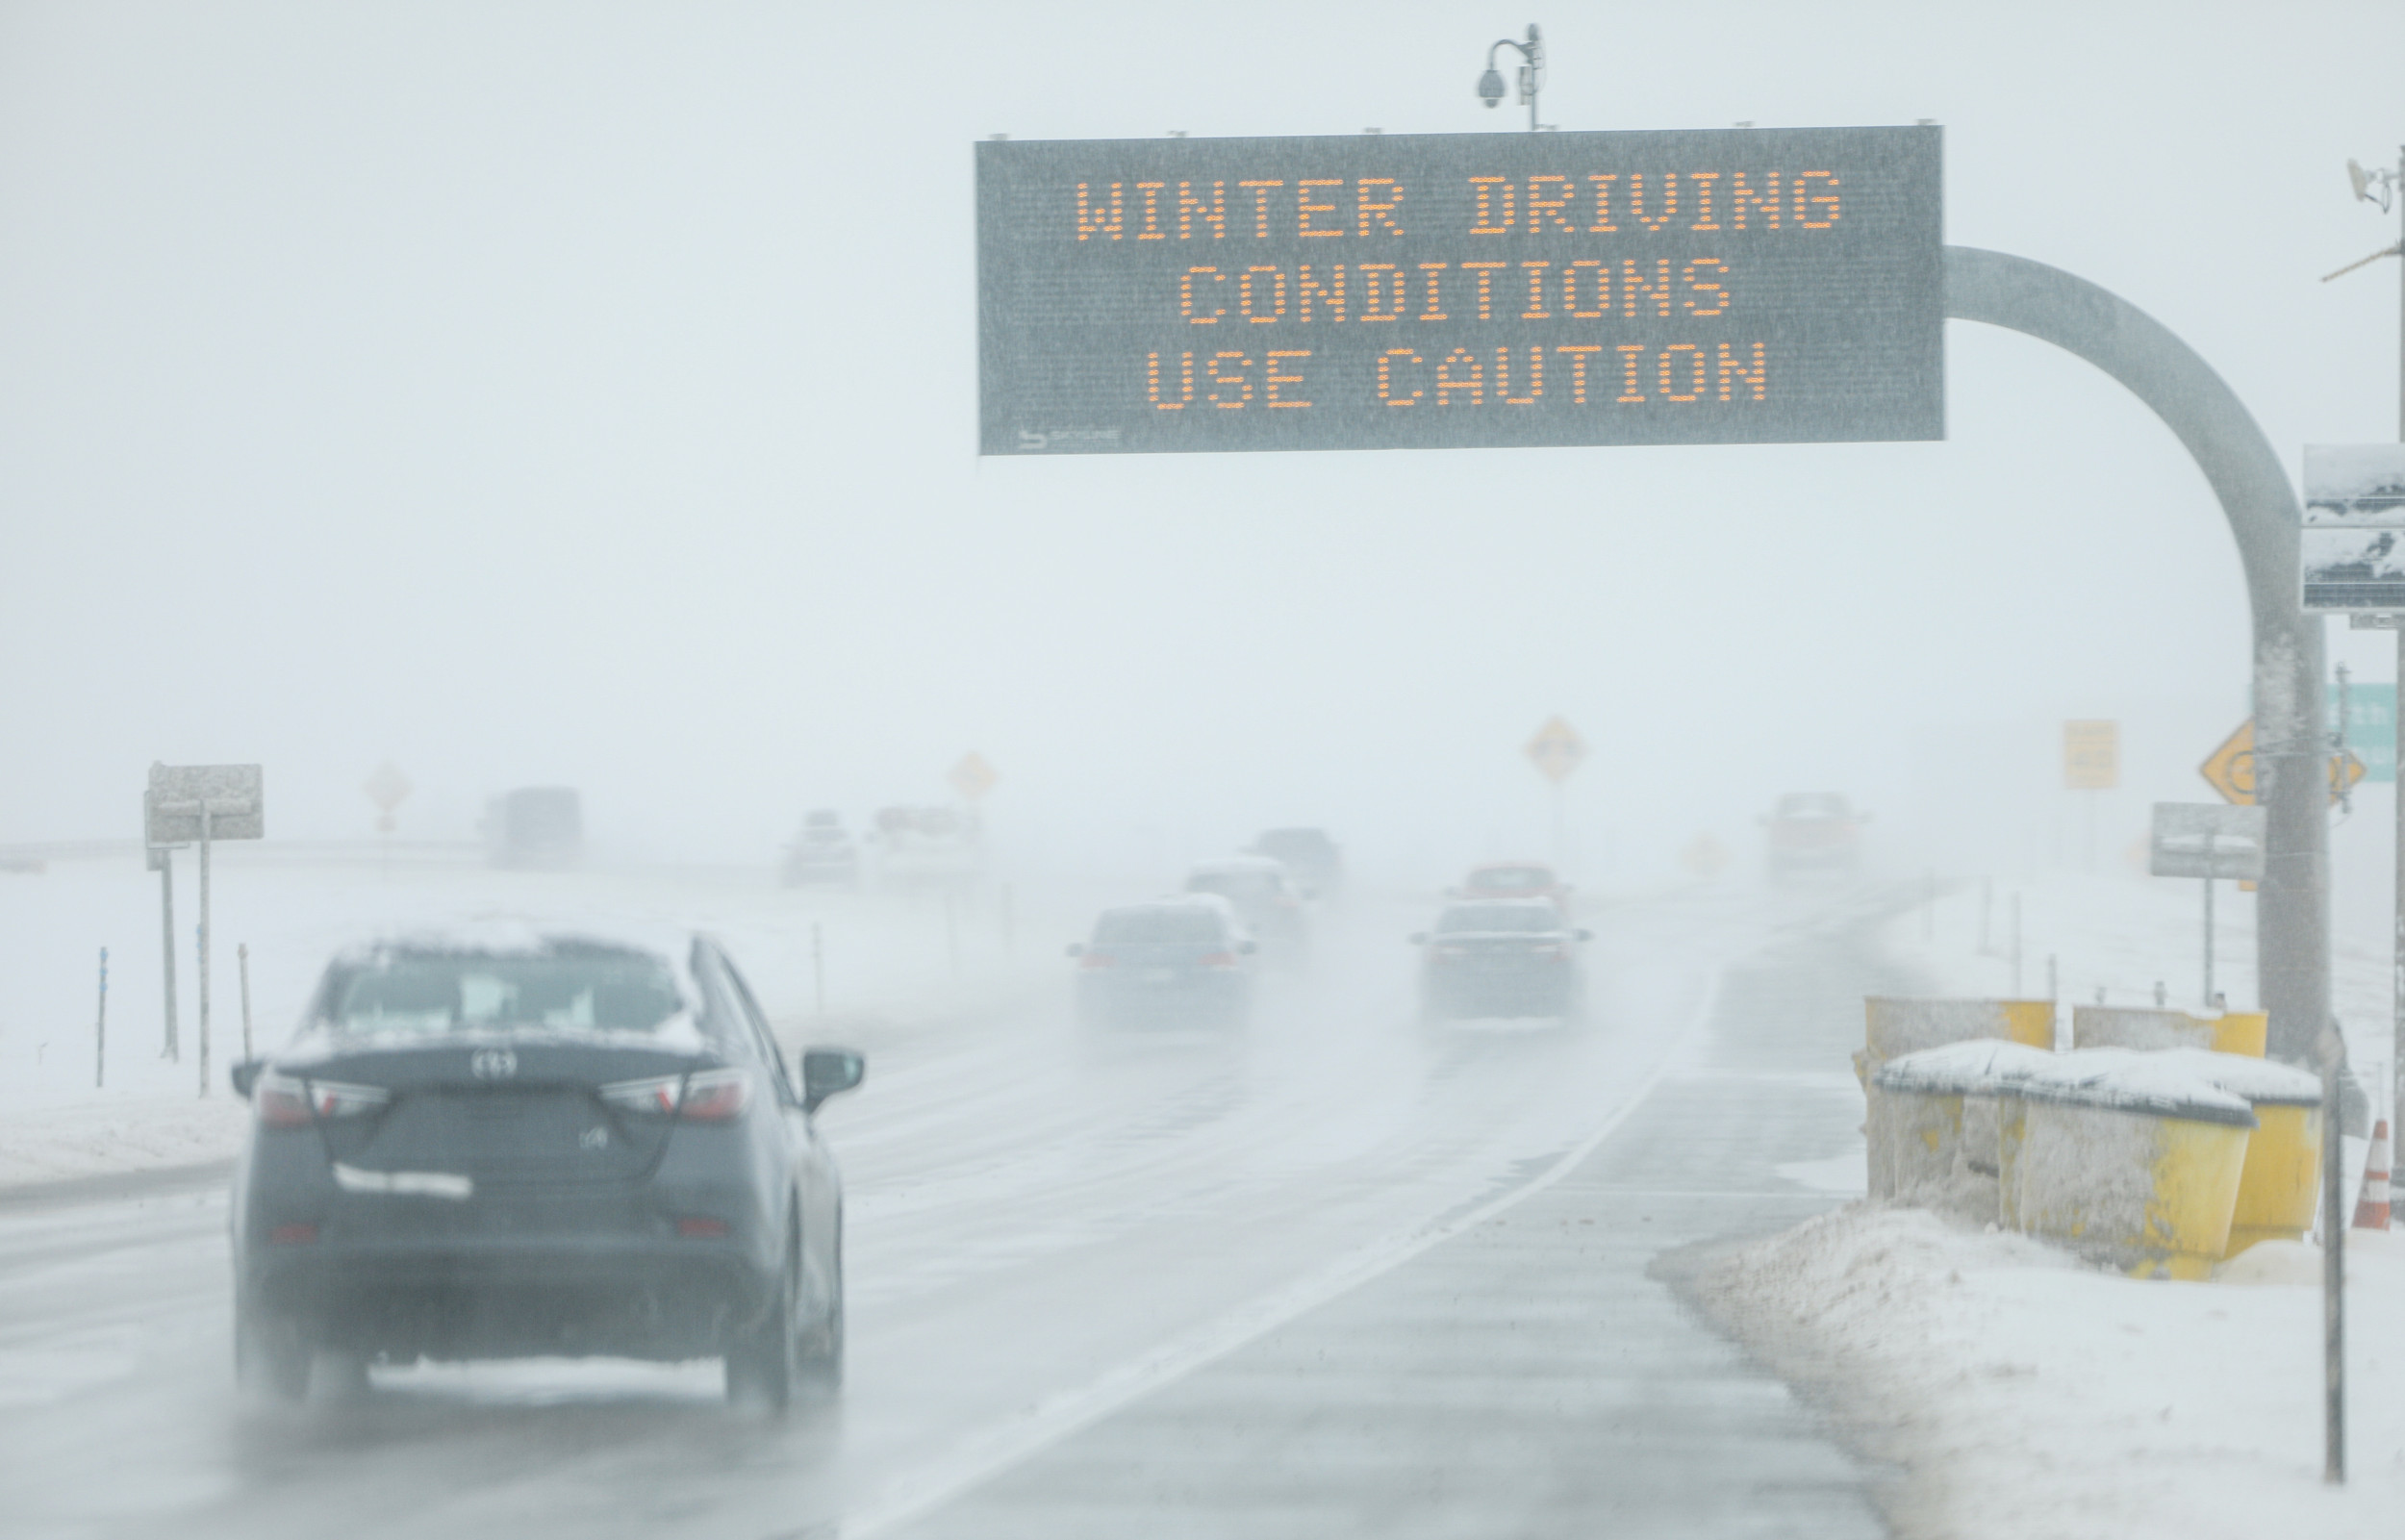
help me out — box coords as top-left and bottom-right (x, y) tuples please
(976, 126), (1942, 456)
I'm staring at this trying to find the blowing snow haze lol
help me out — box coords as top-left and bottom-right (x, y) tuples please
(5, 3), (2405, 1537)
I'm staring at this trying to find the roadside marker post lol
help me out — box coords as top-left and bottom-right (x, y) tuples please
(2320, 1022), (2348, 1485)
(94, 947), (107, 1090)
(238, 943), (253, 1062)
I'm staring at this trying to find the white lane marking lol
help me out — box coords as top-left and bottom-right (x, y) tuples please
(836, 966), (1728, 1540)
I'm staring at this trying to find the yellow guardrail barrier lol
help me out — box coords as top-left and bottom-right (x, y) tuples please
(2071, 1005), (2267, 1058)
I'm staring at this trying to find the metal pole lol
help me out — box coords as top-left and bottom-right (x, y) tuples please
(95, 947), (108, 1090)
(813, 921), (825, 1019)
(2011, 892), (2023, 996)
(2323, 1032), (2347, 1483)
(158, 848), (178, 1062)
(2204, 827), (2217, 1007)
(1980, 877), (1992, 955)
(946, 886), (961, 978)
(2394, 146), (2405, 1202)
(197, 804), (212, 1098)
(239, 942), (253, 1062)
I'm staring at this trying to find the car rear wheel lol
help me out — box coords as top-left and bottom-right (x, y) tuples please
(724, 1232), (802, 1412)
(235, 1301), (311, 1404)
(797, 1214), (844, 1393)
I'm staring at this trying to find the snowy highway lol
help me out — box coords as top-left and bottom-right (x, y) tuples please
(0, 876), (1895, 1539)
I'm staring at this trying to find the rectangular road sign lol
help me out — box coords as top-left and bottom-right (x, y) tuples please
(2302, 443), (2405, 611)
(2330, 680), (2396, 783)
(2149, 802), (2266, 880)
(145, 764), (264, 845)
(2063, 720), (2119, 790)
(977, 126), (1943, 456)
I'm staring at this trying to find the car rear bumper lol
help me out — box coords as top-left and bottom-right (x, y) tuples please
(242, 1232), (772, 1361)
(1424, 970), (1577, 1016)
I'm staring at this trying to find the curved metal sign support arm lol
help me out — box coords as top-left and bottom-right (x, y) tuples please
(1943, 245), (2329, 1062)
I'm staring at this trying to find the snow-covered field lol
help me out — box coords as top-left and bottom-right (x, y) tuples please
(1685, 867), (2405, 1536)
(0, 848), (1081, 1187)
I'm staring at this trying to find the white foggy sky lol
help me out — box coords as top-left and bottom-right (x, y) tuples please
(3, 1), (2402, 878)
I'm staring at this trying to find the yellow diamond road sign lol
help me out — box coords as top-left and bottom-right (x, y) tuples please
(1525, 717), (1587, 784)
(2199, 720), (2363, 807)
(949, 752), (1000, 803)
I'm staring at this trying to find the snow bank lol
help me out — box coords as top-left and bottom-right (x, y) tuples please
(1682, 1203), (2405, 1539)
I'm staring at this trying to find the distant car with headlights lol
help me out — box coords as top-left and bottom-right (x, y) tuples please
(482, 787), (584, 871)
(1071, 896), (1257, 1028)
(1411, 898), (1591, 1021)
(1453, 860), (1573, 912)
(782, 809), (859, 887)
(1762, 793), (1868, 876)
(228, 932), (863, 1411)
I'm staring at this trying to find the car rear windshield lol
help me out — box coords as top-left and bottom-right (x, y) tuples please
(1094, 908), (1225, 946)
(327, 954), (687, 1035)
(1778, 795), (1848, 818)
(1476, 867), (1552, 890)
(1438, 905), (1557, 933)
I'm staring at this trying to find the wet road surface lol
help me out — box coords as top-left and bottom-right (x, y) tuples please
(0, 882), (1900, 1539)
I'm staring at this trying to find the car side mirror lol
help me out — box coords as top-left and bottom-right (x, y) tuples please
(1407, 932), (1428, 946)
(1858, 812), (1874, 823)
(800, 1047), (866, 1114)
(1575, 928), (1595, 943)
(231, 1059), (263, 1099)
(1065, 942), (1085, 958)
(1238, 939), (1258, 954)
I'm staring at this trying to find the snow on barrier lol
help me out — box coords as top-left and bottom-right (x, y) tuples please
(2071, 1004), (2268, 1058)
(1871, 1043), (2325, 1277)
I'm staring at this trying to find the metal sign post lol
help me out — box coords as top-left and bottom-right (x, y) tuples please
(2306, 444), (2405, 1174)
(2150, 803), (2267, 1005)
(145, 765), (264, 1097)
(145, 831), (179, 1061)
(1525, 717), (1587, 867)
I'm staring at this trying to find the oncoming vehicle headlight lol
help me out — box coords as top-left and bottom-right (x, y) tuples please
(255, 1071), (390, 1128)
(599, 1067), (752, 1123)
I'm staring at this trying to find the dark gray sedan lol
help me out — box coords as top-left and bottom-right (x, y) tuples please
(1071, 897), (1257, 1028)
(1412, 899), (1592, 1021)
(229, 932), (862, 1410)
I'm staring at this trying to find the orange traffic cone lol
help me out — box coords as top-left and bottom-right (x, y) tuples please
(2353, 1119), (2392, 1230)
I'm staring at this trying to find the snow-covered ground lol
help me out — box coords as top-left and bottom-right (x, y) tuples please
(0, 849), (1088, 1188)
(1685, 866), (2405, 1536)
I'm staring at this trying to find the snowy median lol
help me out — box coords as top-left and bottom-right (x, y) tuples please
(1677, 870), (2404, 1536)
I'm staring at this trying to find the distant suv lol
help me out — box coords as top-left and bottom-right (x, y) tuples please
(1072, 897), (1257, 1028)
(1762, 794), (1867, 876)
(1248, 828), (1342, 897)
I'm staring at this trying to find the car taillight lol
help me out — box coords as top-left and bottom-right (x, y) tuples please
(677, 1068), (752, 1121)
(598, 1068), (752, 1122)
(1433, 945), (1471, 960)
(1080, 951), (1116, 970)
(1532, 944), (1569, 962)
(255, 1071), (387, 1127)
(1200, 950), (1241, 970)
(597, 1073), (683, 1116)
